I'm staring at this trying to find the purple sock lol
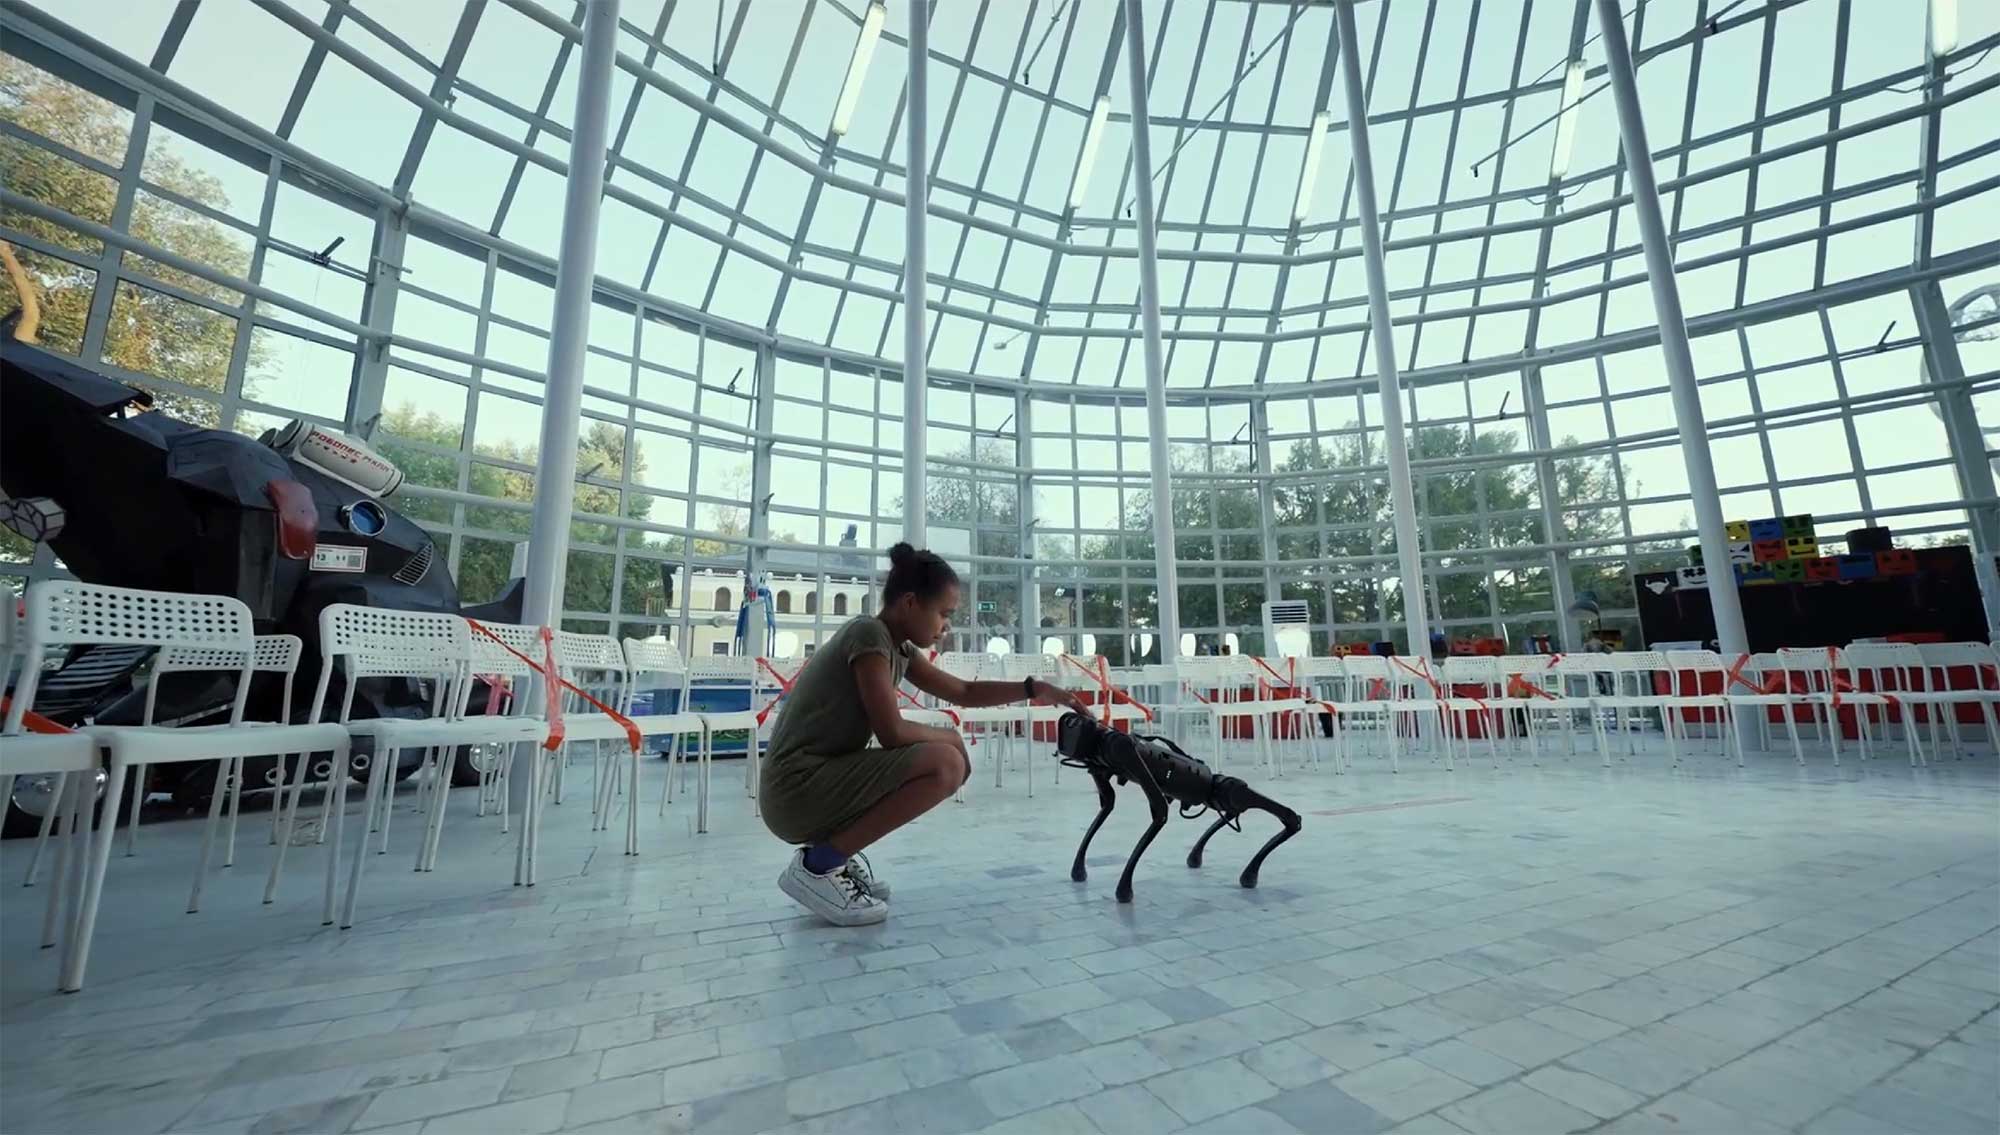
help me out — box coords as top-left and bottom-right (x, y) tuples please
(802, 844), (848, 875)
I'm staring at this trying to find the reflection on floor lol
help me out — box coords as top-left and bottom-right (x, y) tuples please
(2, 736), (1996, 1135)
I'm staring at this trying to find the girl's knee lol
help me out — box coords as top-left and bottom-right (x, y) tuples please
(912, 742), (967, 787)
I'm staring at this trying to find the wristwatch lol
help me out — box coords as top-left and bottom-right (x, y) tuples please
(1023, 676), (1037, 701)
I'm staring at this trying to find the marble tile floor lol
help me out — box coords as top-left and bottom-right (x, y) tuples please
(1, 738), (1996, 1135)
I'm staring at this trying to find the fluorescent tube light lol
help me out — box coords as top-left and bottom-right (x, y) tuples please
(1930, 0), (1958, 58)
(1293, 109), (1330, 223)
(831, 1), (887, 137)
(1549, 59), (1586, 181)
(1068, 94), (1111, 211)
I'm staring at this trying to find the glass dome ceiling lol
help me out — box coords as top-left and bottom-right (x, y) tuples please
(3, 0), (1997, 659)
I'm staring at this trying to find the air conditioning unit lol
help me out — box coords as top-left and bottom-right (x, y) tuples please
(1262, 600), (1312, 660)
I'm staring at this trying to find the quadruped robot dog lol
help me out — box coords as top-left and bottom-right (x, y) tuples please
(1055, 711), (1302, 902)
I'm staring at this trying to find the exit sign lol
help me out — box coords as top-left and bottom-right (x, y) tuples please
(976, 601), (997, 613)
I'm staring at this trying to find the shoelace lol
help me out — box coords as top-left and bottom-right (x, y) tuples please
(842, 853), (878, 898)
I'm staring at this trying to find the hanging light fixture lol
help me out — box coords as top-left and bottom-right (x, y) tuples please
(1068, 94), (1112, 211)
(1930, 0), (1958, 58)
(831, 0), (887, 137)
(1548, 59), (1586, 181)
(1293, 109), (1330, 223)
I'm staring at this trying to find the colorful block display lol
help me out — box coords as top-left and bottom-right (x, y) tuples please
(1876, 549), (1917, 576)
(1735, 563), (1775, 585)
(1752, 539), (1788, 563)
(1728, 541), (1754, 565)
(1785, 535), (1818, 559)
(1748, 518), (1784, 541)
(1676, 566), (1708, 588)
(1837, 553), (1878, 580)
(1781, 513), (1815, 537)
(1770, 559), (1806, 583)
(1805, 557), (1841, 582)
(1725, 520), (1751, 541)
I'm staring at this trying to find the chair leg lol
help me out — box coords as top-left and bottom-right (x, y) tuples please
(59, 753), (124, 994)
(696, 732), (711, 835)
(124, 763), (147, 858)
(189, 759), (231, 913)
(39, 772), (74, 948)
(626, 742), (641, 855)
(341, 740), (381, 929)
(264, 749), (312, 905)
(420, 744), (454, 873)
(322, 759), (349, 926)
(223, 756), (244, 868)
(24, 773), (61, 887)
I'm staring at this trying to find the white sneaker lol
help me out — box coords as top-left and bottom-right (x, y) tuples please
(842, 851), (891, 901)
(779, 849), (888, 926)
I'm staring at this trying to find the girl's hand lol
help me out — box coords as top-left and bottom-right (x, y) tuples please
(1030, 679), (1089, 714)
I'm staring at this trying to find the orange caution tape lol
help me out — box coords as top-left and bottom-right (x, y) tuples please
(464, 619), (640, 752)
(0, 696), (73, 735)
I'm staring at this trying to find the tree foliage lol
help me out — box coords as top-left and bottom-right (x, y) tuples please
(375, 405), (649, 615)
(1, 56), (261, 427)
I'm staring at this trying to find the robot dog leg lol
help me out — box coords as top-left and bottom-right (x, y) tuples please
(1069, 769), (1117, 883)
(1056, 711), (1301, 901)
(1186, 779), (1303, 889)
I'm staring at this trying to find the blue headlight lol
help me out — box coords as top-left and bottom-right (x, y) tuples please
(340, 500), (387, 537)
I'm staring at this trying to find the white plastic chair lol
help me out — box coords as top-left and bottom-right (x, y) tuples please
(1168, 655), (1224, 771)
(559, 631), (700, 855)
(1913, 642), (2000, 757)
(1589, 652), (1675, 766)
(1318, 655), (1401, 771)
(123, 634), (302, 876)
(684, 655), (765, 832)
(1385, 655), (1452, 768)
(1777, 647), (1916, 766)
(1, 595), (100, 973)
(628, 639), (705, 822)
(1824, 644), (1929, 767)
(1002, 653), (1070, 795)
(187, 635), (305, 914)
(17, 582), (350, 991)
(291, 605), (542, 927)
(1222, 656), (1322, 777)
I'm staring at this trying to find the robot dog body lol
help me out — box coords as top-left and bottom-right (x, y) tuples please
(1055, 711), (1302, 902)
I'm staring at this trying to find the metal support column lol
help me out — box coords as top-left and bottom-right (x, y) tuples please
(901, 1), (933, 547)
(747, 345), (777, 587)
(349, 202), (408, 432)
(1522, 368), (1578, 651)
(1591, 0), (1749, 660)
(1334, 0), (1427, 654)
(1017, 391), (1041, 652)
(514, 0), (618, 812)
(1251, 401), (1281, 608)
(1121, 0), (1183, 666)
(1913, 283), (2000, 634)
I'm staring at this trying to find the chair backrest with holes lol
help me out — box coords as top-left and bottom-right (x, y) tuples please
(12, 581), (255, 734)
(1915, 642), (1999, 693)
(1841, 643), (1927, 697)
(1387, 656), (1439, 700)
(553, 631), (629, 715)
(622, 638), (689, 714)
(315, 605), (466, 726)
(1339, 654), (1391, 700)
(934, 652), (984, 680)
(1610, 651), (1669, 698)
(1776, 646), (1837, 695)
(1439, 656), (1498, 693)
(461, 620), (546, 723)
(1662, 650), (1725, 698)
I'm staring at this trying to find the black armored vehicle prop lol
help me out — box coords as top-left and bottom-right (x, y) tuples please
(1, 337), (520, 834)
